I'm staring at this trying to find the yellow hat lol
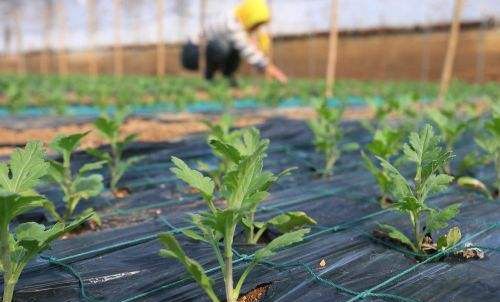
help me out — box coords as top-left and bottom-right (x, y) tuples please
(235, 0), (271, 31)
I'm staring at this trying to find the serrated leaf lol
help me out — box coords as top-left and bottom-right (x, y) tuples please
(426, 203), (460, 233)
(158, 233), (219, 301)
(87, 148), (112, 162)
(48, 160), (65, 184)
(50, 132), (89, 155)
(0, 141), (49, 193)
(13, 213), (90, 267)
(209, 139), (241, 163)
(377, 156), (412, 200)
(79, 161), (106, 174)
(379, 224), (417, 251)
(420, 174), (454, 201)
(0, 192), (52, 226)
(171, 156), (214, 200)
(72, 174), (104, 200)
(437, 227), (462, 250)
(94, 116), (119, 140)
(267, 211), (317, 233)
(254, 228), (310, 261)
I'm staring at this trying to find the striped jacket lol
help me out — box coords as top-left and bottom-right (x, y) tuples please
(204, 12), (269, 70)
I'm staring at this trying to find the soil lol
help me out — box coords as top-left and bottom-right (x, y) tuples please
(237, 283), (271, 302)
(0, 113), (266, 156)
(113, 187), (132, 199)
(0, 107), (377, 157)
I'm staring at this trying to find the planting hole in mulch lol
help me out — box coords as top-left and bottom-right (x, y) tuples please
(237, 283), (271, 302)
(372, 229), (486, 262)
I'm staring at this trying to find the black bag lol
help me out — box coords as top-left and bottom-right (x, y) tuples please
(181, 41), (199, 71)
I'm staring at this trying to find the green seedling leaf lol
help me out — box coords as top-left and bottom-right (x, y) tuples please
(437, 227), (462, 251)
(87, 148), (112, 162)
(267, 211), (317, 233)
(72, 174), (104, 200)
(79, 161), (106, 174)
(208, 139), (241, 163)
(94, 116), (119, 141)
(0, 141), (49, 194)
(50, 132), (89, 155)
(170, 156), (214, 200)
(379, 224), (417, 251)
(254, 228), (310, 261)
(158, 233), (219, 302)
(426, 204), (460, 233)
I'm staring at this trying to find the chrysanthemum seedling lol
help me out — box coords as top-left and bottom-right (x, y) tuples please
(376, 124), (462, 253)
(88, 110), (142, 194)
(309, 98), (356, 177)
(48, 132), (104, 223)
(458, 108), (500, 198)
(200, 114), (241, 187)
(427, 105), (472, 174)
(207, 127), (315, 244)
(159, 129), (312, 302)
(362, 127), (405, 206)
(0, 142), (91, 302)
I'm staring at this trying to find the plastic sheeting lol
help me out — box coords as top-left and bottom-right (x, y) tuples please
(2, 117), (499, 302)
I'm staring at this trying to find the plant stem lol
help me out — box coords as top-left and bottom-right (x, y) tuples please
(412, 212), (422, 252)
(1, 224), (14, 302)
(110, 142), (119, 192)
(252, 226), (268, 245)
(224, 224), (236, 302)
(246, 213), (255, 244)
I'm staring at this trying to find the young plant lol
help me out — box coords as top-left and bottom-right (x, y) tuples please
(362, 127), (405, 206)
(48, 132), (104, 223)
(88, 111), (141, 193)
(159, 135), (310, 302)
(208, 127), (315, 244)
(0, 142), (91, 302)
(427, 105), (471, 174)
(308, 98), (348, 177)
(200, 114), (241, 187)
(376, 124), (462, 253)
(458, 109), (500, 198)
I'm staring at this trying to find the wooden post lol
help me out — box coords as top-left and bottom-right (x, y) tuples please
(113, 0), (123, 76)
(13, 7), (26, 74)
(156, 0), (165, 76)
(437, 0), (464, 105)
(57, 0), (69, 75)
(325, 0), (339, 98)
(86, 0), (98, 77)
(40, 0), (52, 74)
(199, 0), (207, 78)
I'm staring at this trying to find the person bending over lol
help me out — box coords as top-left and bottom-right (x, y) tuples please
(181, 0), (288, 86)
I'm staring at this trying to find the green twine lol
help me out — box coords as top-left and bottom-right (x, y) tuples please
(40, 256), (102, 302)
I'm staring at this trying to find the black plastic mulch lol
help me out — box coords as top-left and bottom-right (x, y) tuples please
(2, 117), (499, 302)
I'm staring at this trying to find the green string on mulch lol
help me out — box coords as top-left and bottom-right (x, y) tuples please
(40, 256), (102, 302)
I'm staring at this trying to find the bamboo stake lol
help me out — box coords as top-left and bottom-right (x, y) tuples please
(40, 0), (52, 74)
(199, 0), (207, 78)
(13, 7), (25, 74)
(156, 0), (165, 76)
(437, 0), (464, 105)
(86, 0), (98, 77)
(113, 0), (123, 76)
(325, 0), (339, 98)
(56, 0), (69, 75)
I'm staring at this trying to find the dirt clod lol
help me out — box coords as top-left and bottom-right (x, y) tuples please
(319, 259), (327, 268)
(113, 187), (131, 199)
(237, 283), (271, 302)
